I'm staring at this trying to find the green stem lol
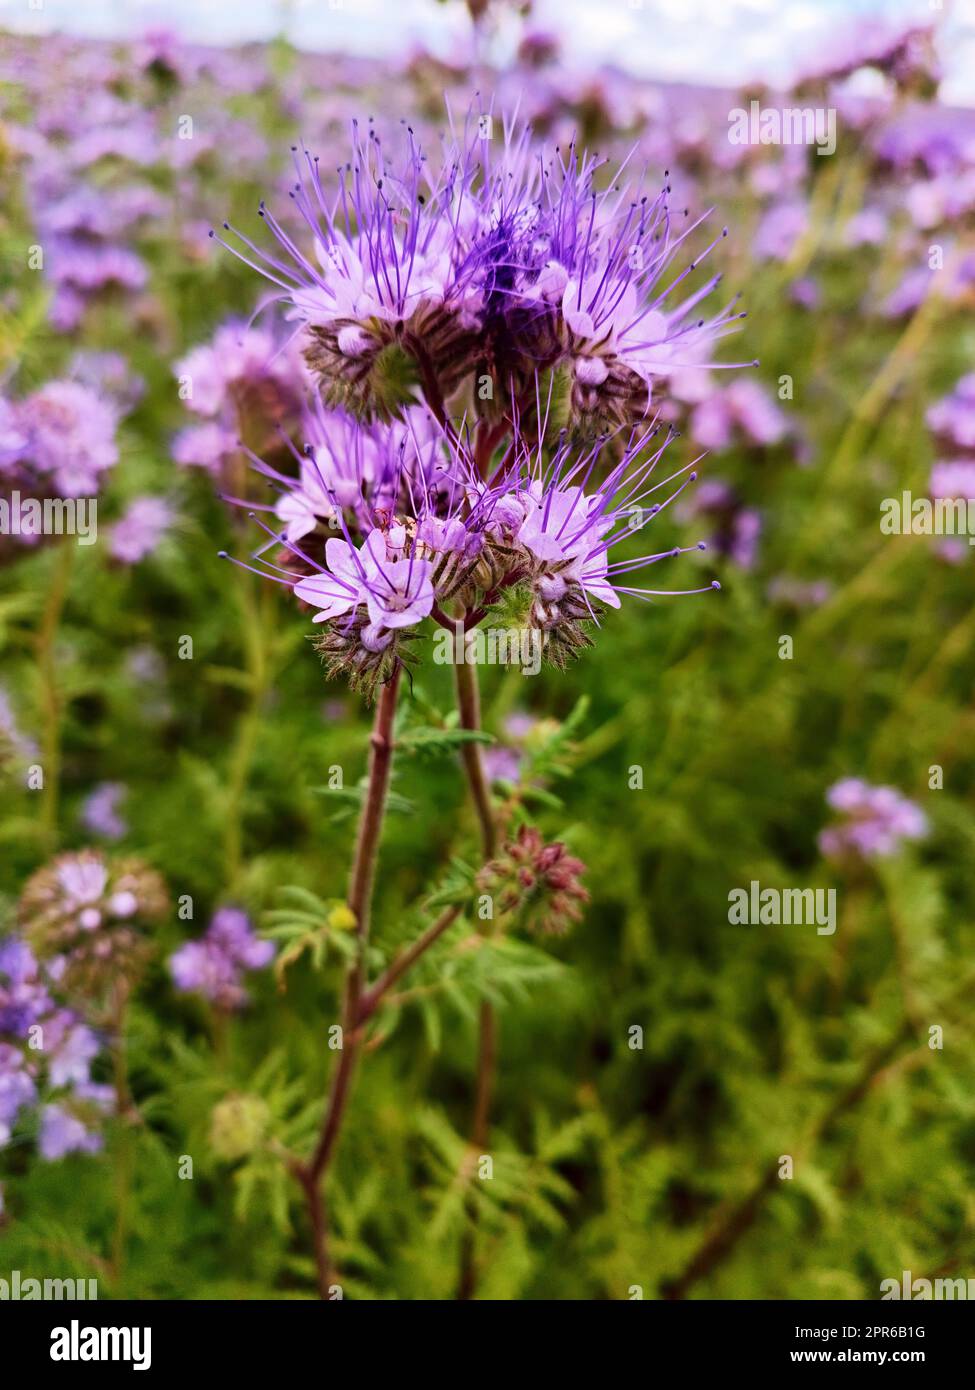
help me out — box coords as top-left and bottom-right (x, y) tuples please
(452, 652), (497, 1300)
(36, 541), (74, 851)
(224, 571), (271, 890)
(108, 981), (133, 1286)
(453, 654), (496, 859)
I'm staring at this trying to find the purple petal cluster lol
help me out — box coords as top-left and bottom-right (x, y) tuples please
(79, 782), (128, 840)
(1, 380), (118, 499)
(927, 375), (975, 454)
(169, 907), (275, 1011)
(172, 321), (310, 479)
(0, 937), (112, 1159)
(109, 496), (173, 564)
(17, 849), (168, 997)
(819, 779), (928, 861)
(219, 108), (746, 431)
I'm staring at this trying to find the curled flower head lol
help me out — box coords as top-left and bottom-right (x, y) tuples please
(17, 849), (168, 999)
(469, 410), (720, 667)
(217, 116), (495, 419)
(252, 399), (443, 546)
(478, 824), (589, 935)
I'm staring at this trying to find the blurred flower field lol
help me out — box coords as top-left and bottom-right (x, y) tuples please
(1, 6), (975, 1301)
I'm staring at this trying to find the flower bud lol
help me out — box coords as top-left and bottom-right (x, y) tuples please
(209, 1093), (271, 1162)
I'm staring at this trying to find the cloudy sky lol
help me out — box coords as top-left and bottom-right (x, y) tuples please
(3, 0), (973, 103)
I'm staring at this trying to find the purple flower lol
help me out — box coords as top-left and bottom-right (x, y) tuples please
(175, 321), (307, 421)
(930, 460), (975, 501)
(209, 908), (275, 971)
(819, 779), (928, 861)
(690, 381), (788, 450)
(48, 1021), (100, 1088)
(844, 208), (888, 247)
(1, 934), (111, 1158)
(173, 421), (237, 473)
(927, 376), (975, 454)
(294, 530), (435, 631)
(38, 1103), (103, 1160)
(13, 381), (118, 497)
(250, 399), (445, 544)
(795, 18), (939, 94)
(753, 201), (808, 262)
(219, 109), (746, 430)
(68, 350), (145, 414)
(109, 497), (173, 563)
(684, 480), (762, 571)
(483, 745), (523, 784)
(0, 1044), (37, 1146)
(46, 242), (148, 330)
(0, 398), (28, 475)
(17, 850), (168, 994)
(516, 484), (621, 609)
(80, 783), (128, 841)
(169, 907), (275, 1011)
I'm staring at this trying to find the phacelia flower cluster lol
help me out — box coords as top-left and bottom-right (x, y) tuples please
(173, 321), (310, 483)
(0, 937), (113, 1160)
(169, 907), (275, 1011)
(1, 380), (118, 518)
(216, 107), (738, 696)
(818, 779), (928, 862)
(240, 404), (717, 693)
(17, 850), (168, 1000)
(218, 109), (747, 433)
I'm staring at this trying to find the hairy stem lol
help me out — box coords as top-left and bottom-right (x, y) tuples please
(453, 653), (496, 859)
(297, 663), (402, 1298)
(357, 904), (463, 1025)
(453, 652), (497, 1299)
